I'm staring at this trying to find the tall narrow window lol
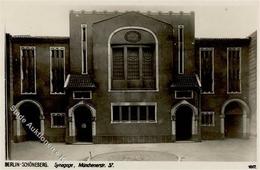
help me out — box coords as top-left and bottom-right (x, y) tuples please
(142, 47), (154, 79)
(81, 24), (88, 74)
(50, 47), (65, 94)
(178, 25), (184, 74)
(127, 47), (140, 80)
(200, 48), (214, 94)
(20, 46), (36, 94)
(227, 47), (241, 93)
(112, 47), (124, 80)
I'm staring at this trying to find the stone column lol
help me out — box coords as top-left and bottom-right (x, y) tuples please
(194, 115), (198, 135)
(68, 116), (73, 136)
(92, 117), (96, 136)
(171, 115), (175, 135)
(220, 114), (225, 137)
(243, 114), (247, 138)
(40, 116), (44, 135)
(16, 119), (20, 136)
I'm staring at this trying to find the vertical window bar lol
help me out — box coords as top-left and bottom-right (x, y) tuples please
(81, 24), (88, 74)
(119, 106), (122, 122)
(178, 25), (184, 74)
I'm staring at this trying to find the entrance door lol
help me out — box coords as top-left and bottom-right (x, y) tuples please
(224, 102), (243, 138)
(74, 106), (92, 142)
(176, 105), (193, 140)
(19, 102), (41, 141)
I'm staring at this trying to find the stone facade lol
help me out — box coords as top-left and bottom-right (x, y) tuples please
(6, 11), (257, 144)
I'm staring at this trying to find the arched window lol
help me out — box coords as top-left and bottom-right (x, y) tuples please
(108, 27), (158, 91)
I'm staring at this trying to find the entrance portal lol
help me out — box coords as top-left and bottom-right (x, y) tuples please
(74, 106), (93, 142)
(19, 102), (41, 140)
(176, 105), (193, 140)
(224, 101), (243, 138)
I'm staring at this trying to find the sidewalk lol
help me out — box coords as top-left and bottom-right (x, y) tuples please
(10, 138), (256, 161)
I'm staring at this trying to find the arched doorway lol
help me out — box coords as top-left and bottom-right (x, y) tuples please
(14, 100), (44, 142)
(74, 106), (93, 142)
(175, 105), (193, 140)
(221, 99), (250, 138)
(171, 100), (199, 142)
(224, 102), (244, 138)
(19, 102), (41, 140)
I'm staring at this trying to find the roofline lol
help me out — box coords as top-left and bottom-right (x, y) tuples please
(195, 37), (250, 41)
(70, 10), (194, 16)
(92, 11), (174, 28)
(11, 35), (70, 40)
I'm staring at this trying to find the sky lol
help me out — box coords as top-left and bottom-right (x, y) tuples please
(1, 0), (259, 38)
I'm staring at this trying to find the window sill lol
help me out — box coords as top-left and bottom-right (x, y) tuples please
(111, 121), (157, 124)
(109, 89), (159, 93)
(50, 92), (65, 95)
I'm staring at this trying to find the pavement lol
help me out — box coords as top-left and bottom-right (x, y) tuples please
(9, 137), (256, 161)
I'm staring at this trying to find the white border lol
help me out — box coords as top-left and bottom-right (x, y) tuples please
(201, 111), (215, 127)
(51, 112), (66, 128)
(73, 91), (92, 99)
(20, 46), (37, 95)
(108, 26), (159, 92)
(50, 47), (66, 95)
(227, 47), (242, 94)
(174, 90), (193, 99)
(111, 102), (157, 123)
(178, 25), (184, 74)
(199, 47), (214, 94)
(81, 24), (88, 74)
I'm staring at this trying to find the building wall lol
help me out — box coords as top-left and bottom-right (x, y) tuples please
(68, 11), (196, 143)
(6, 11), (256, 144)
(248, 31), (257, 137)
(11, 37), (70, 142)
(92, 12), (174, 142)
(195, 39), (250, 139)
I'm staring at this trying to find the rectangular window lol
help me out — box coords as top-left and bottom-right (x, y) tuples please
(178, 25), (184, 74)
(73, 91), (92, 99)
(227, 47), (241, 93)
(111, 103), (156, 123)
(201, 112), (215, 126)
(20, 46), (36, 94)
(175, 90), (193, 99)
(81, 24), (88, 74)
(111, 45), (155, 90)
(50, 47), (65, 94)
(51, 113), (66, 128)
(200, 48), (214, 94)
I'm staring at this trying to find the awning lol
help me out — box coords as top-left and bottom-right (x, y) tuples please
(170, 74), (201, 90)
(64, 74), (96, 89)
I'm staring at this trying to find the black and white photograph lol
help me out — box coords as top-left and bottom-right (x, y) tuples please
(0, 0), (258, 169)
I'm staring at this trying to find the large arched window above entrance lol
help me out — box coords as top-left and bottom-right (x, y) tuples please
(108, 27), (159, 92)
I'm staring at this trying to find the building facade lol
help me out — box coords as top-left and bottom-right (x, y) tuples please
(5, 11), (257, 144)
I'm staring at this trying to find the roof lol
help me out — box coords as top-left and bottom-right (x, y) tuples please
(170, 74), (201, 90)
(92, 11), (173, 27)
(10, 34), (69, 43)
(195, 38), (250, 46)
(70, 10), (194, 16)
(64, 74), (96, 89)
